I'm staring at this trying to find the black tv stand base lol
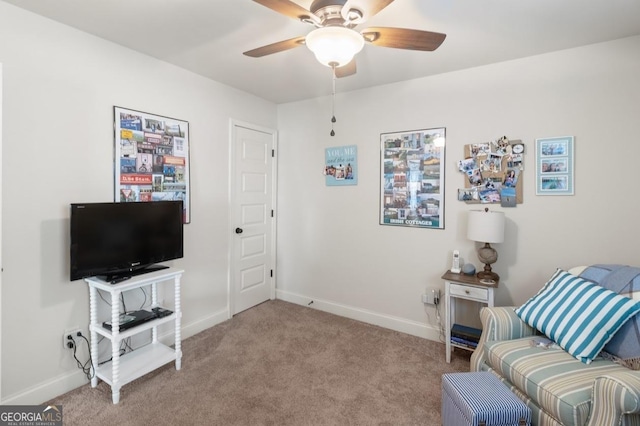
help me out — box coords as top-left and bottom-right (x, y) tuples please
(99, 264), (170, 284)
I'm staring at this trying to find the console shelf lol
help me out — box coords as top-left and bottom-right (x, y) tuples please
(91, 313), (177, 341)
(85, 267), (184, 404)
(95, 343), (176, 386)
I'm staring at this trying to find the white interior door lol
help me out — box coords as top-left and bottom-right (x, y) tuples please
(229, 120), (276, 315)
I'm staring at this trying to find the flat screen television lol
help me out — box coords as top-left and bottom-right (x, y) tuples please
(70, 201), (184, 282)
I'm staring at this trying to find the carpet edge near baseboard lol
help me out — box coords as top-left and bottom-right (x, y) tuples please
(276, 289), (442, 343)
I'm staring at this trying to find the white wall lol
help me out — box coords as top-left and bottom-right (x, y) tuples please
(2, 0), (639, 405)
(276, 35), (640, 338)
(0, 3), (277, 403)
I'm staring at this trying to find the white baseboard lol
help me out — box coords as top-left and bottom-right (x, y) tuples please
(1, 307), (230, 406)
(276, 289), (442, 342)
(1, 370), (88, 406)
(181, 307), (230, 339)
(159, 307), (229, 346)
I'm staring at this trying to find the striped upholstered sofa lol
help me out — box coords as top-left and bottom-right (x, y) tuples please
(471, 266), (640, 426)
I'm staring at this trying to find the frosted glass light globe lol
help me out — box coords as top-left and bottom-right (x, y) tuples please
(306, 27), (364, 67)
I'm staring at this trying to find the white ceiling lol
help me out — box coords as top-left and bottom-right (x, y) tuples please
(3, 0), (640, 104)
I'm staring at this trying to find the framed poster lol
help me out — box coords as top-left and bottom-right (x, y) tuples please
(535, 136), (574, 196)
(380, 128), (446, 229)
(114, 106), (191, 223)
(324, 145), (357, 186)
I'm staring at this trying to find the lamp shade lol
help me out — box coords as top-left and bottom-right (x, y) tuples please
(467, 210), (505, 244)
(305, 26), (364, 67)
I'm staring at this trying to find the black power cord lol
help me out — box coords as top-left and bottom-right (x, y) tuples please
(97, 336), (135, 366)
(69, 333), (95, 381)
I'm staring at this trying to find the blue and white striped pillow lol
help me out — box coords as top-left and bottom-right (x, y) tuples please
(515, 269), (640, 364)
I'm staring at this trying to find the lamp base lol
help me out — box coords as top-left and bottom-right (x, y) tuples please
(476, 242), (500, 284)
(477, 270), (499, 283)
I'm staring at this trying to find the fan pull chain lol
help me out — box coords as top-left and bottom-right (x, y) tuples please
(330, 63), (337, 137)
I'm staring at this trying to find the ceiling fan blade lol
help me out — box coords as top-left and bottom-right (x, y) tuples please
(335, 59), (357, 78)
(363, 0), (395, 18)
(252, 0), (320, 24)
(361, 27), (446, 51)
(243, 36), (306, 58)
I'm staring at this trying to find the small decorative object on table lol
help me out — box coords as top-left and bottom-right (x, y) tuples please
(462, 263), (476, 276)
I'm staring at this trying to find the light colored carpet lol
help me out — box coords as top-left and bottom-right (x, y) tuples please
(47, 300), (470, 425)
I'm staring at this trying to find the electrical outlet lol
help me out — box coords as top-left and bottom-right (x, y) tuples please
(422, 288), (441, 305)
(63, 328), (82, 349)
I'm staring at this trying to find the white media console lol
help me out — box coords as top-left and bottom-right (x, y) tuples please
(85, 267), (184, 404)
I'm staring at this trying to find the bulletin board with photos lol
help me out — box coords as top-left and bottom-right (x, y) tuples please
(457, 136), (524, 206)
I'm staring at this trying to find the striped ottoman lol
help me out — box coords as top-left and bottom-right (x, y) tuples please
(442, 372), (531, 426)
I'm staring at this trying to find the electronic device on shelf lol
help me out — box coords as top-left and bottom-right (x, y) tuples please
(102, 310), (157, 331)
(152, 307), (173, 318)
(69, 201), (184, 282)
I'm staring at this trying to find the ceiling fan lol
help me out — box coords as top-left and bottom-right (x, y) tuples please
(243, 0), (446, 77)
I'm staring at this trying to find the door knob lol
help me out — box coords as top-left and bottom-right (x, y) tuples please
(235, 228), (243, 234)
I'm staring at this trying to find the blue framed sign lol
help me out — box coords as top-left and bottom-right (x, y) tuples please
(324, 145), (357, 186)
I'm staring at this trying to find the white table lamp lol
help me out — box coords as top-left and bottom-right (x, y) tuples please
(467, 208), (505, 283)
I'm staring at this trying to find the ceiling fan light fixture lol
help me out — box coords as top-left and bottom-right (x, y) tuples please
(305, 26), (364, 68)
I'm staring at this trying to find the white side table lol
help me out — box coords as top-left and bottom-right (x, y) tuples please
(442, 270), (496, 363)
(85, 267), (184, 403)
